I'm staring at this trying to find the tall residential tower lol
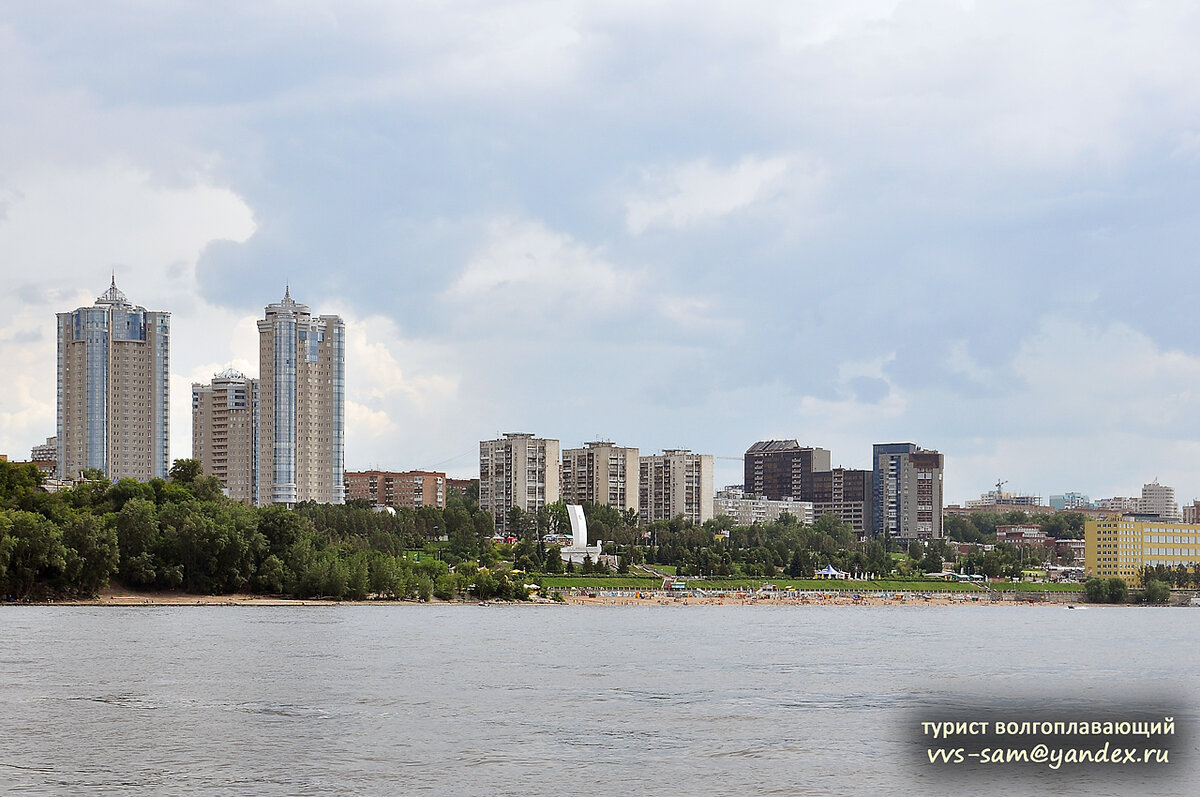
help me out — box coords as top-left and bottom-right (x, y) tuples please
(479, 433), (560, 534)
(560, 441), (639, 514)
(192, 369), (259, 505)
(872, 443), (944, 540)
(56, 279), (169, 481)
(639, 449), (714, 525)
(257, 288), (345, 507)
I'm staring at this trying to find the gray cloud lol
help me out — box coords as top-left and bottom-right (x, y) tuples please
(4, 1), (1200, 500)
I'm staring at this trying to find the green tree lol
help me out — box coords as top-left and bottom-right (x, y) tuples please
(258, 505), (311, 559)
(1141, 579), (1170, 604)
(543, 546), (564, 573)
(1105, 577), (1128, 604)
(60, 514), (119, 597)
(115, 498), (161, 587)
(254, 554), (287, 594)
(168, 458), (224, 501)
(0, 510), (67, 599)
(169, 459), (204, 484)
(0, 460), (43, 503)
(433, 573), (457, 601)
(920, 548), (943, 575)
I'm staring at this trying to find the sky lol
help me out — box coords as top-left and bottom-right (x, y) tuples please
(4, 1), (1200, 504)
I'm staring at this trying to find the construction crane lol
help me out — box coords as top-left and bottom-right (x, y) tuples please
(995, 478), (1008, 501)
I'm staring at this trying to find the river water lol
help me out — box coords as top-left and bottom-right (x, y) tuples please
(0, 604), (1196, 796)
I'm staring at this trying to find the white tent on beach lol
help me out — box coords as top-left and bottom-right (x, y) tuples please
(814, 564), (848, 580)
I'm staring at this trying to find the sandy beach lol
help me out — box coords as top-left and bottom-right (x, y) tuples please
(16, 586), (1080, 608)
(559, 592), (1029, 607)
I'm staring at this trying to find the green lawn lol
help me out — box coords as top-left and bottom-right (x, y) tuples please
(541, 576), (663, 589)
(992, 582), (1084, 592)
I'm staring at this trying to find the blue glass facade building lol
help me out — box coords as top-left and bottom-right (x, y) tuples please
(257, 288), (345, 506)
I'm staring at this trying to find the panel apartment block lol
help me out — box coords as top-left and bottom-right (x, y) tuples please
(744, 440), (831, 501)
(345, 470), (447, 509)
(560, 441), (639, 513)
(639, 450), (714, 525)
(872, 443), (944, 540)
(257, 288), (345, 506)
(192, 369), (259, 505)
(479, 433), (560, 534)
(811, 467), (873, 538)
(56, 278), (169, 481)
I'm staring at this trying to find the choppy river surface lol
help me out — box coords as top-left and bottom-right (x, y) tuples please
(1, 604), (1197, 796)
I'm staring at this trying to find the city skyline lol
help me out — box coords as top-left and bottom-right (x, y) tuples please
(5, 4), (1200, 503)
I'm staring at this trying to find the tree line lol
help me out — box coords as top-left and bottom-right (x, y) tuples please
(10, 458), (1191, 602)
(0, 459), (516, 602)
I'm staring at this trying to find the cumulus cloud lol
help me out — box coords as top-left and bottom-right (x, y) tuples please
(6, 2), (1200, 500)
(795, 318), (1200, 500)
(339, 312), (464, 472)
(625, 155), (806, 234)
(0, 160), (256, 461)
(447, 216), (639, 310)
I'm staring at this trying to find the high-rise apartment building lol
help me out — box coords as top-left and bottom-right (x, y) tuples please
(560, 441), (639, 513)
(639, 450), (714, 525)
(872, 443), (944, 540)
(479, 433), (560, 533)
(744, 440), (831, 500)
(30, 436), (56, 465)
(192, 369), (259, 505)
(56, 279), (169, 481)
(811, 467), (873, 538)
(257, 288), (345, 507)
(345, 470), (447, 509)
(1138, 481), (1181, 521)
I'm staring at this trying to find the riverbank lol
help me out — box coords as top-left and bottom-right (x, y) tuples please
(29, 588), (420, 607)
(560, 592), (1049, 607)
(13, 586), (1090, 608)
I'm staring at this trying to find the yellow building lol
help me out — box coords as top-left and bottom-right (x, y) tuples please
(1086, 515), (1200, 585)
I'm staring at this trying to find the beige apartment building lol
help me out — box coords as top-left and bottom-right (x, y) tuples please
(257, 288), (345, 506)
(560, 441), (639, 513)
(479, 433), (560, 534)
(345, 470), (447, 509)
(639, 449), (714, 525)
(1138, 481), (1181, 521)
(192, 369), (259, 505)
(56, 279), (170, 481)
